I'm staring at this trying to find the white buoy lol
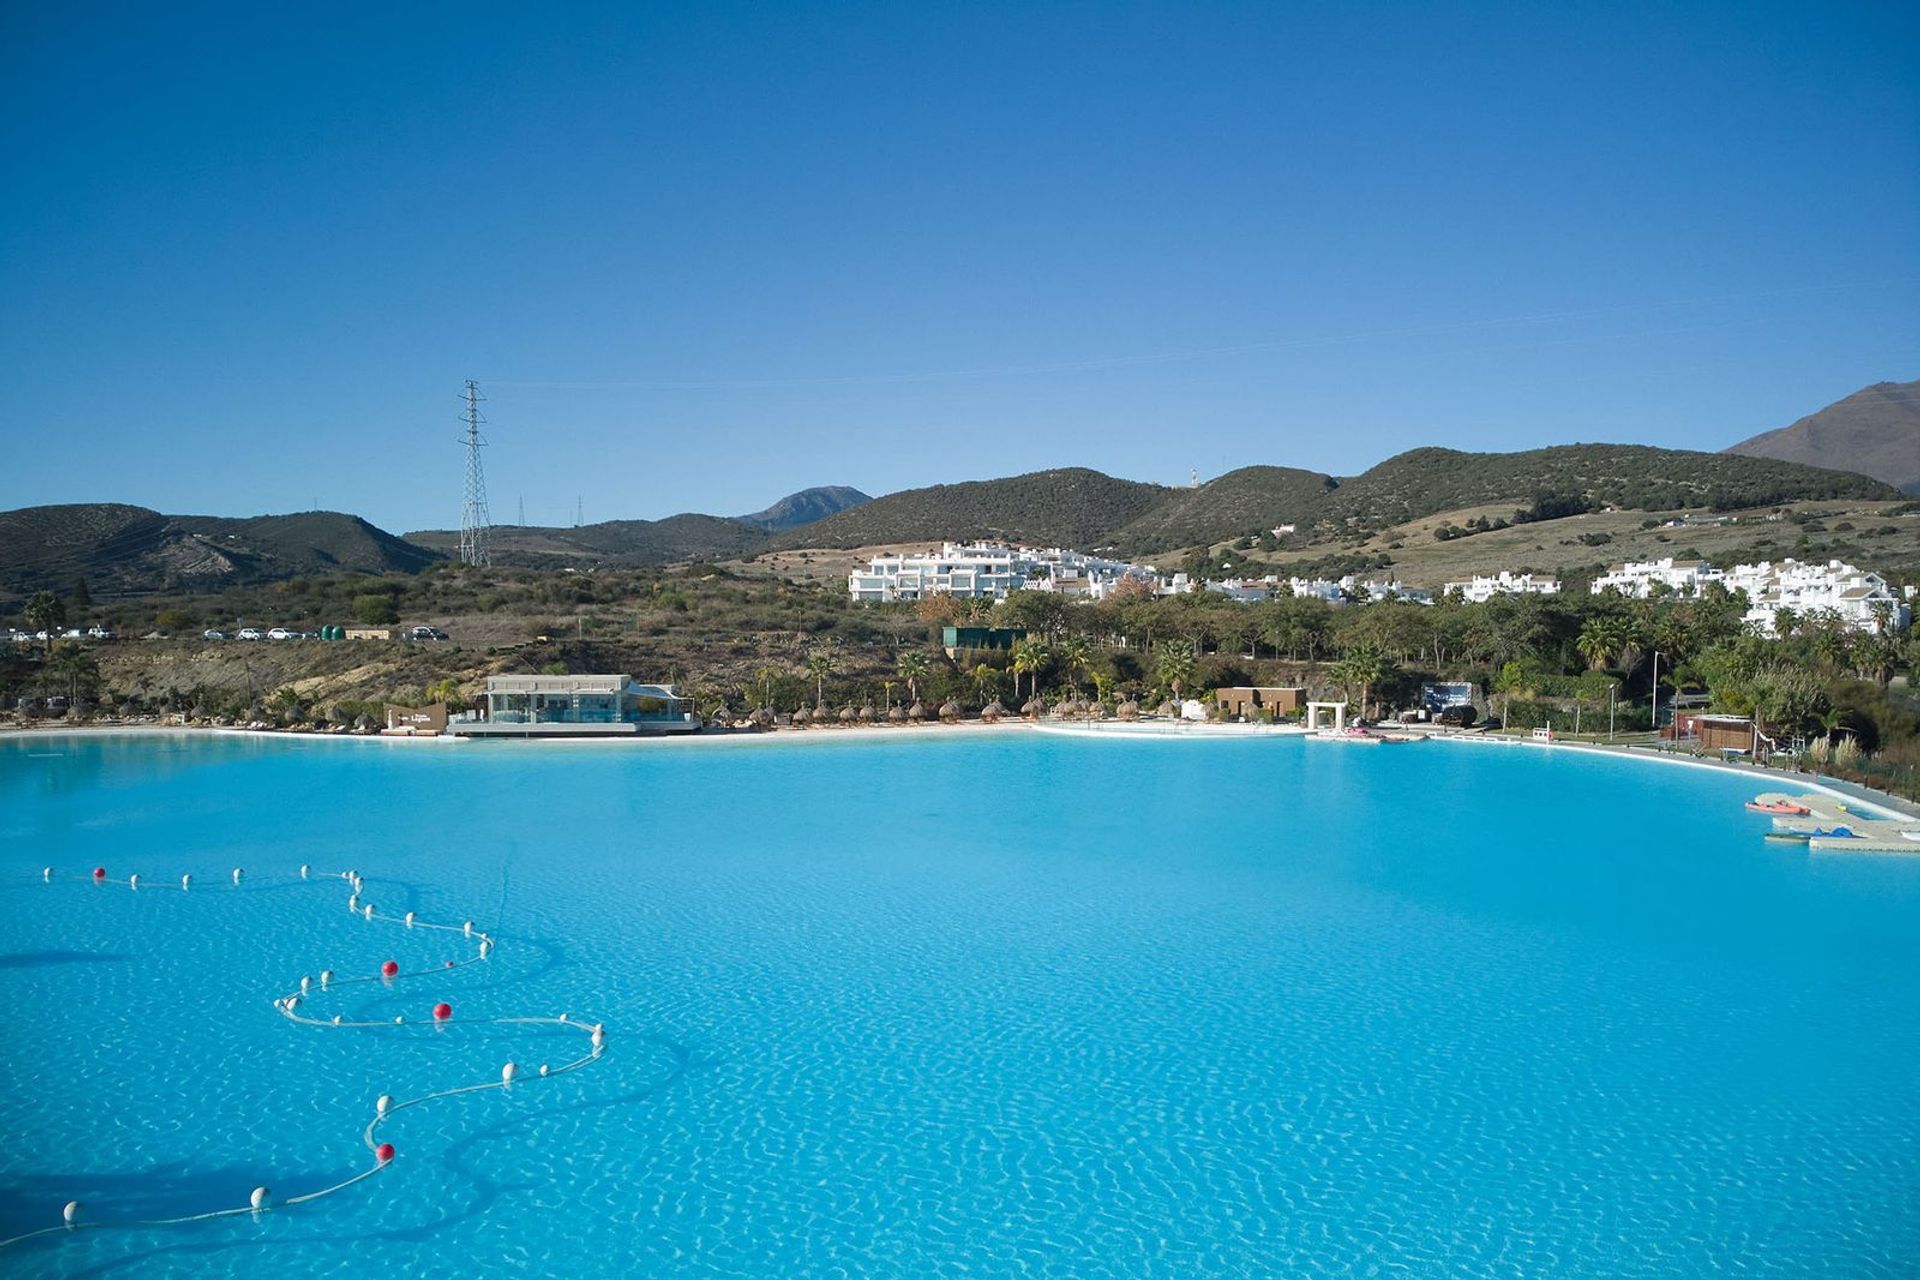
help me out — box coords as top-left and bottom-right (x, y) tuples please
(181, 873), (191, 889)
(232, 868), (243, 885)
(363, 904), (375, 921)
(404, 911), (416, 928)
(299, 864), (310, 879)
(393, 1014), (404, 1024)
(299, 976), (312, 996)
(591, 1024), (605, 1050)
(501, 1061), (518, 1085)
(128, 873), (139, 889)
(332, 1014), (343, 1025)
(250, 1186), (271, 1211)
(42, 867), (52, 881)
(348, 893), (359, 912)
(319, 969), (333, 989)
(462, 920), (474, 937)
(62, 1200), (81, 1226)
(479, 938), (494, 958)
(376, 1093), (393, 1118)
(538, 1064), (550, 1077)
(286, 994), (300, 1010)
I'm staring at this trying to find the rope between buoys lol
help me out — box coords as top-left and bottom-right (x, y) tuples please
(0, 868), (607, 1252)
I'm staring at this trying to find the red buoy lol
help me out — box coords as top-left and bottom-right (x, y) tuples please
(376, 1143), (395, 1163)
(92, 867), (106, 879)
(433, 1002), (452, 1021)
(380, 960), (399, 977)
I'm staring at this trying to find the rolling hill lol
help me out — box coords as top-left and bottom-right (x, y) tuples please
(766, 468), (1177, 551)
(1726, 379), (1920, 493)
(0, 504), (441, 599)
(1298, 444), (1901, 540)
(405, 513), (770, 569)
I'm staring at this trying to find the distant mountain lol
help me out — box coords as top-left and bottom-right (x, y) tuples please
(0, 504), (440, 598)
(1725, 379), (1920, 494)
(405, 513), (768, 569)
(735, 485), (872, 532)
(766, 468), (1175, 551)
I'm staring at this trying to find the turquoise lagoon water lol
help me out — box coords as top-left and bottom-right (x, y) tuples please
(0, 730), (1916, 1277)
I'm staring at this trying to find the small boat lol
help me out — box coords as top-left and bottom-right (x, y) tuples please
(1745, 799), (1811, 816)
(1764, 830), (1811, 843)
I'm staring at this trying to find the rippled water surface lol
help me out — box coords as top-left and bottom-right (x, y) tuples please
(1, 730), (1916, 1277)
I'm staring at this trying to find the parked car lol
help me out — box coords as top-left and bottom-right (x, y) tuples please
(409, 625), (449, 641)
(238, 627), (264, 641)
(204, 629), (229, 640)
(86, 626), (115, 640)
(267, 627), (296, 641)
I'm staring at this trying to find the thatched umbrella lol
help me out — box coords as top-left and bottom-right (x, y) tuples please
(816, 702), (832, 722)
(839, 705), (858, 723)
(887, 705), (908, 723)
(749, 707), (775, 727)
(353, 713), (375, 733)
(1158, 700), (1177, 717)
(981, 699), (1006, 722)
(1117, 700), (1140, 721)
(938, 699), (963, 722)
(707, 702), (731, 727)
(857, 705), (878, 722)
(907, 700), (930, 721)
(792, 705), (812, 725)
(1022, 697), (1046, 719)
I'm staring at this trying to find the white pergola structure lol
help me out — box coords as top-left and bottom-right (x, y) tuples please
(1306, 701), (1348, 732)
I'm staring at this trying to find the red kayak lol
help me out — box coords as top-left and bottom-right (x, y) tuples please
(1746, 800), (1811, 816)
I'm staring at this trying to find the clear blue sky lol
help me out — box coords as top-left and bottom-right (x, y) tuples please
(3, 2), (1915, 533)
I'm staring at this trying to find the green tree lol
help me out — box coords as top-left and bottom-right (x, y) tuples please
(1056, 635), (1092, 700)
(47, 645), (100, 704)
(1156, 639), (1197, 704)
(896, 649), (931, 704)
(1010, 637), (1050, 701)
(1329, 643), (1389, 720)
(25, 591), (65, 654)
(807, 648), (834, 706)
(353, 593), (400, 626)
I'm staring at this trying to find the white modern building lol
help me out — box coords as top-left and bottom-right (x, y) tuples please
(1721, 558), (1911, 636)
(1442, 571), (1563, 603)
(848, 542), (1154, 603)
(1590, 557), (1726, 599)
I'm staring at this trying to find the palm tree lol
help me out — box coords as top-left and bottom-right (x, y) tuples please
(754, 665), (782, 711)
(1010, 638), (1050, 701)
(25, 590), (65, 656)
(1156, 640), (1197, 704)
(1056, 635), (1092, 700)
(895, 649), (930, 704)
(1575, 619), (1617, 671)
(881, 679), (897, 716)
(47, 645), (99, 705)
(1331, 643), (1387, 720)
(971, 662), (996, 704)
(806, 648), (834, 707)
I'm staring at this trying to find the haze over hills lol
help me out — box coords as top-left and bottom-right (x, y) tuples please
(1725, 379), (1920, 494)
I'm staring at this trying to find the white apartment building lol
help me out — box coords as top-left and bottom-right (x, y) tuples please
(1441, 571), (1563, 604)
(1589, 557), (1727, 599)
(848, 542), (1153, 603)
(1722, 558), (1910, 636)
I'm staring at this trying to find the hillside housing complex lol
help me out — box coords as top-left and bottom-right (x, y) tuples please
(847, 543), (1154, 603)
(1591, 556), (1910, 635)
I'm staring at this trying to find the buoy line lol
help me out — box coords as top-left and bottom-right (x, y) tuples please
(0, 864), (607, 1252)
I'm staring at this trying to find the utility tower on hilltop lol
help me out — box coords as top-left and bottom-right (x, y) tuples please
(458, 379), (492, 567)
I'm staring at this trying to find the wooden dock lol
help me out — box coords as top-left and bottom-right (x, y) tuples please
(1750, 791), (1920, 854)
